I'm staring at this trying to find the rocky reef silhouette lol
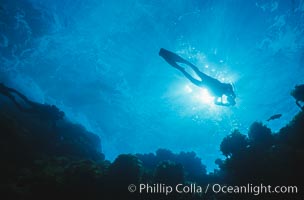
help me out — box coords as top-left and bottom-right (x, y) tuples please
(1, 85), (303, 199)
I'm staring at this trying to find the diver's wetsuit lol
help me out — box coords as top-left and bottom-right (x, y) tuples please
(159, 48), (236, 106)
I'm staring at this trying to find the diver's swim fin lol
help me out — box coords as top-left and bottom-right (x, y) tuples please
(159, 48), (189, 65)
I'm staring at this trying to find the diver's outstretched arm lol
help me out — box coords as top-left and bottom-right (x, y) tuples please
(214, 101), (231, 107)
(214, 97), (235, 107)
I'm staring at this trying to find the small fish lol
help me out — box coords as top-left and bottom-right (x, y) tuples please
(267, 114), (282, 122)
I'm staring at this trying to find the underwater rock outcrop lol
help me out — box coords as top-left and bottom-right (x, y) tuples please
(136, 149), (207, 183)
(0, 89), (105, 199)
(220, 130), (248, 158)
(1, 86), (304, 199)
(154, 161), (184, 185)
(215, 112), (304, 199)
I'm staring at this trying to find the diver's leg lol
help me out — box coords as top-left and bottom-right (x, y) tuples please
(9, 88), (37, 109)
(165, 59), (184, 70)
(0, 84), (35, 111)
(186, 62), (211, 81)
(161, 49), (209, 80)
(6, 94), (28, 112)
(159, 48), (208, 86)
(159, 49), (185, 70)
(8, 91), (36, 112)
(9, 88), (30, 103)
(179, 68), (202, 86)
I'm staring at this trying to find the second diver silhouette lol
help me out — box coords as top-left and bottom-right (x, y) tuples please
(159, 48), (236, 106)
(0, 83), (64, 128)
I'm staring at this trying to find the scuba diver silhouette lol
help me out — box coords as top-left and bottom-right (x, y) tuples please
(159, 48), (236, 106)
(0, 83), (64, 126)
(0, 83), (25, 111)
(291, 84), (304, 111)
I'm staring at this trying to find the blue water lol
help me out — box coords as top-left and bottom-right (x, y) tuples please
(1, 0), (304, 171)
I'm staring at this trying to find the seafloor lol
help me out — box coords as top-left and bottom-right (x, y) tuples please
(1, 86), (303, 200)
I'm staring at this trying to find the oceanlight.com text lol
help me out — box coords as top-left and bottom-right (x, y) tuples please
(128, 183), (298, 196)
(211, 183), (298, 196)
